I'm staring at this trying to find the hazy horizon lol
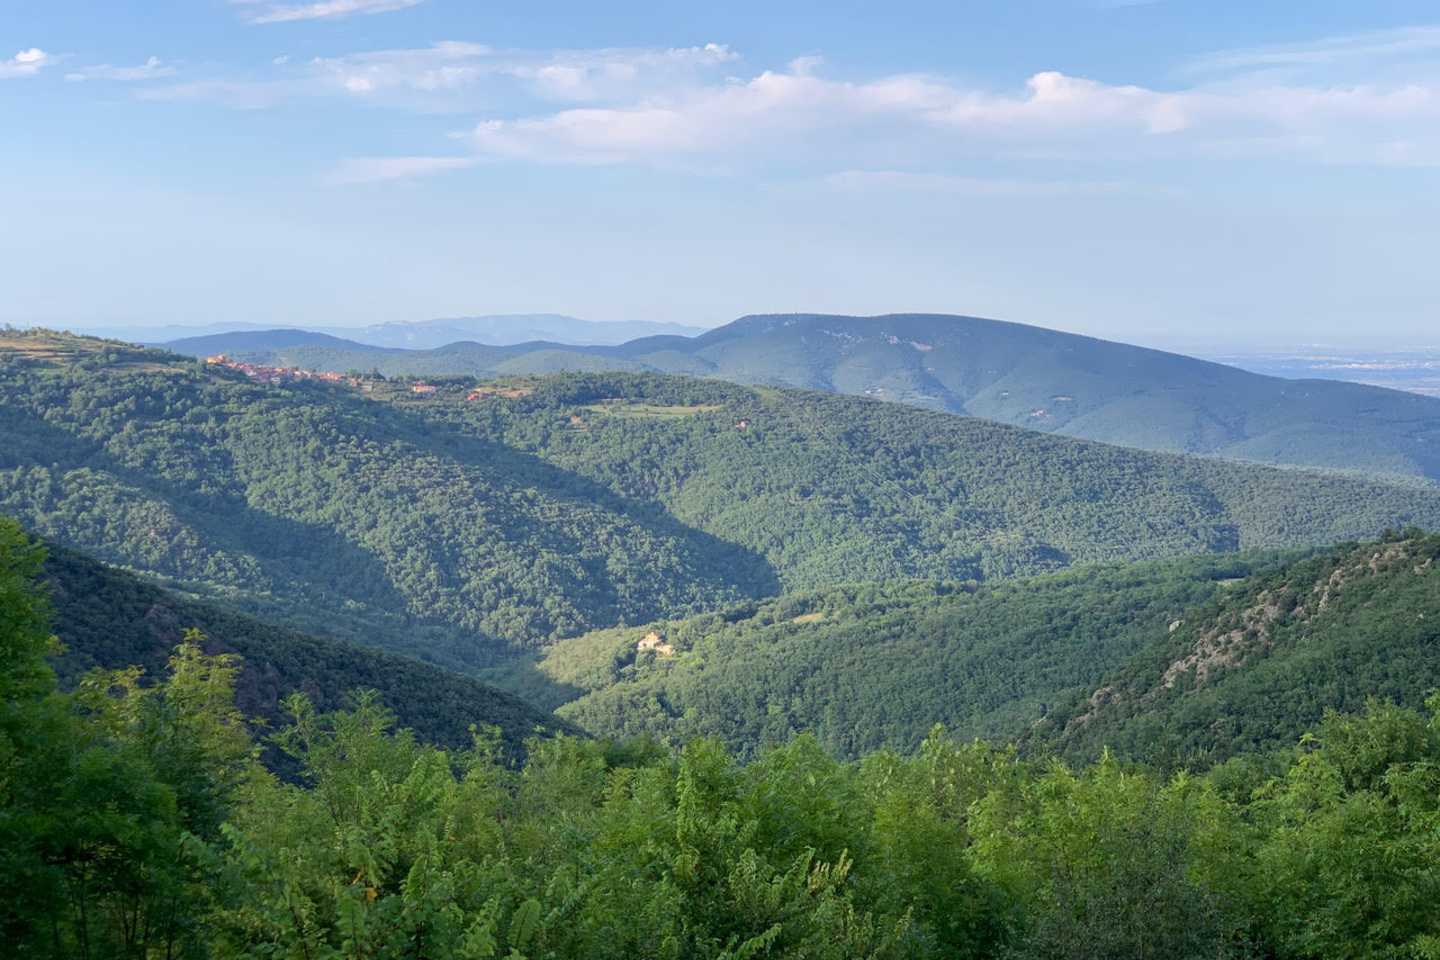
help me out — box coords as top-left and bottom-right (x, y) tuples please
(36, 311), (1440, 358)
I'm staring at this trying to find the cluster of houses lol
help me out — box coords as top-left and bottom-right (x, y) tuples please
(204, 354), (534, 402)
(204, 354), (348, 386)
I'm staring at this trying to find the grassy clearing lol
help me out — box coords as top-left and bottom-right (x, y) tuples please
(468, 384), (536, 400)
(582, 400), (724, 419)
(0, 333), (179, 373)
(0, 336), (95, 364)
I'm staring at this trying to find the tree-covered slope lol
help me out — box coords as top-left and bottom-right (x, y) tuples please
(515, 554), (1283, 759)
(527, 534), (1440, 768)
(441, 373), (1440, 586)
(0, 334), (777, 668)
(168, 313), (1440, 480)
(9, 505), (1440, 960)
(6, 329), (1440, 670)
(1037, 532), (1440, 768)
(39, 538), (569, 759)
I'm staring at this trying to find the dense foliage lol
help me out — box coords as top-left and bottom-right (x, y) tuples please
(166, 312), (1440, 480)
(1038, 530), (1440, 768)
(1, 516), (256, 958)
(528, 534), (1440, 769)
(5, 329), (1438, 674)
(0, 334), (775, 667)
(41, 540), (568, 761)
(519, 554), (1280, 758)
(6, 520), (1440, 958)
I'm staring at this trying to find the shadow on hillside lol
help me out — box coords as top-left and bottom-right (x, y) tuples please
(42, 544), (576, 780)
(358, 391), (783, 605)
(0, 408), (418, 640)
(1, 382), (781, 679)
(476, 654), (588, 717)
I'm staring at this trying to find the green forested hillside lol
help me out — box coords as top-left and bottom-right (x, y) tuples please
(166, 312), (1440, 481)
(1037, 532), (1440, 767)
(0, 334), (776, 667)
(530, 534), (1440, 769)
(515, 554), (1276, 758)
(5, 329), (1440, 670)
(39, 539), (569, 760)
(7, 517), (1440, 959)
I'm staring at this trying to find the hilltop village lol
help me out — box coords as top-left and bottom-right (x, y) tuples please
(201, 353), (547, 402)
(204, 353), (350, 385)
(203, 353), (444, 394)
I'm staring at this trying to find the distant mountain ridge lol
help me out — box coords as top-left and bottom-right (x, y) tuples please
(351, 315), (710, 348)
(74, 314), (709, 348)
(164, 312), (1440, 482)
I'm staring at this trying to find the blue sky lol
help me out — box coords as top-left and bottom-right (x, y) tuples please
(4, 1), (1439, 347)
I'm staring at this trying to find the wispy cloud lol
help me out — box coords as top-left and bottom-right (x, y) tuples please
(0, 48), (52, 79)
(309, 41), (739, 104)
(329, 155), (476, 183)
(1187, 25), (1440, 75)
(823, 170), (1135, 196)
(65, 56), (175, 83)
(232, 0), (425, 25)
(136, 79), (288, 110)
(137, 40), (742, 113)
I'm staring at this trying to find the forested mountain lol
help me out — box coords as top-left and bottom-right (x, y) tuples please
(165, 312), (1440, 481)
(510, 553), (1282, 758)
(39, 538), (568, 759)
(5, 328), (1440, 670)
(1037, 531), (1440, 767)
(0, 333), (776, 668)
(527, 533), (1440, 769)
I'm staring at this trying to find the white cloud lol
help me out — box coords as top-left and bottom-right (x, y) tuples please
(309, 41), (493, 98)
(309, 41), (739, 105)
(122, 27), (1440, 172)
(469, 70), (922, 163)
(233, 0), (425, 25)
(65, 56), (175, 83)
(788, 55), (824, 77)
(463, 58), (1440, 168)
(144, 41), (740, 111)
(464, 66), (1190, 163)
(329, 155), (476, 183)
(0, 48), (52, 79)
